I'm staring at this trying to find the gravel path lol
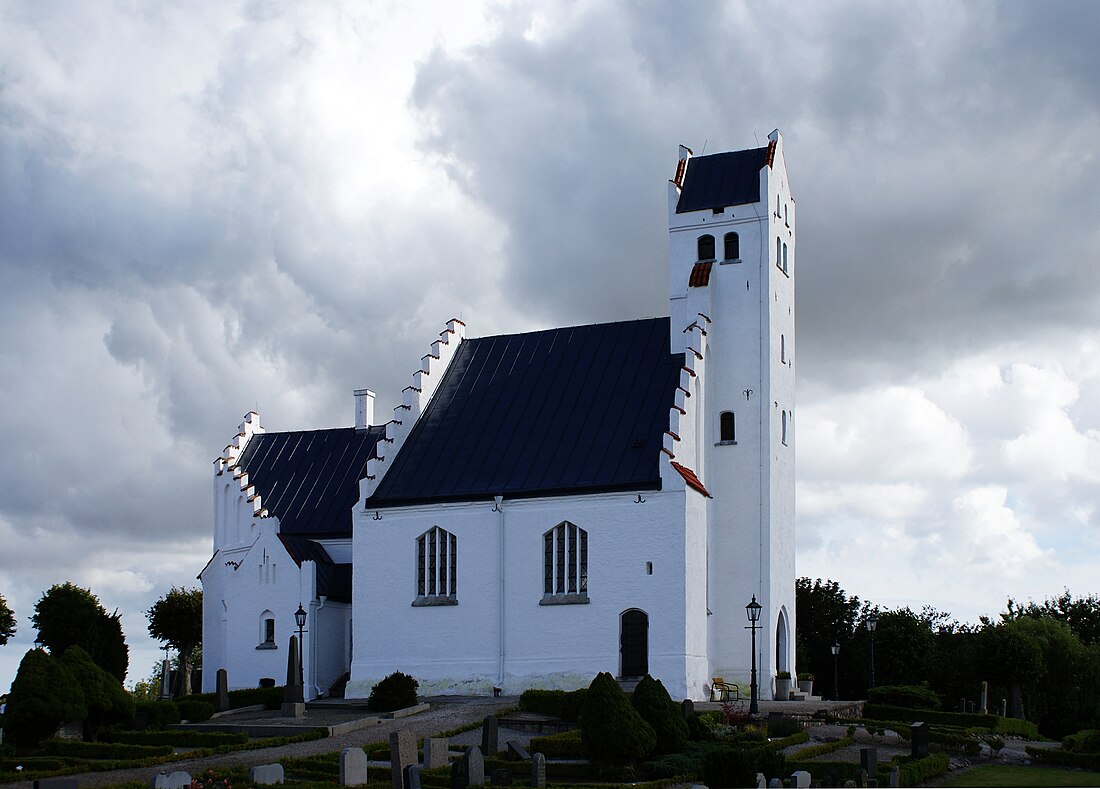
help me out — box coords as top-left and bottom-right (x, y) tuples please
(1, 697), (518, 789)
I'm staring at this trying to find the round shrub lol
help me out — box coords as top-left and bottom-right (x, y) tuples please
(631, 675), (688, 755)
(367, 671), (419, 712)
(4, 648), (87, 751)
(579, 672), (656, 765)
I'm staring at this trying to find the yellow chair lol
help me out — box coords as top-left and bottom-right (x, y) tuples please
(710, 676), (739, 701)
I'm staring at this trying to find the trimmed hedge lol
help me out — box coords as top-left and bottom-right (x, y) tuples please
(43, 740), (174, 760)
(895, 752), (950, 786)
(101, 730), (249, 747)
(643, 741), (729, 780)
(786, 760), (863, 784)
(771, 731), (810, 749)
(529, 729), (585, 758)
(134, 700), (181, 730)
(517, 687), (587, 722)
(789, 735), (854, 760)
(867, 685), (941, 710)
(1064, 729), (1100, 753)
(862, 704), (1040, 738)
(368, 671), (419, 712)
(175, 699), (214, 723)
(1026, 746), (1100, 771)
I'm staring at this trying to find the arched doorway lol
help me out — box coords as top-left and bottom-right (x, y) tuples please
(619, 609), (648, 678)
(775, 608), (790, 674)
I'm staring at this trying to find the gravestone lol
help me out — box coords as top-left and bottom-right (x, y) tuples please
(259, 677), (276, 688)
(844, 782), (857, 788)
(490, 768), (512, 786)
(403, 765), (422, 789)
(790, 770), (812, 788)
(888, 766), (899, 787)
(158, 659), (173, 700)
(979, 681), (988, 714)
(390, 730), (417, 789)
(481, 715), (498, 756)
(859, 747), (877, 776)
(855, 768), (867, 787)
(249, 764), (285, 785)
(341, 747), (370, 786)
(450, 761), (466, 789)
(424, 737), (450, 769)
(958, 697), (966, 713)
(910, 722), (929, 758)
(754, 773), (766, 788)
(215, 669), (230, 712)
(151, 771), (192, 789)
(464, 746), (485, 787)
(282, 635), (305, 716)
(506, 740), (529, 762)
(35, 779), (80, 789)
(531, 753), (546, 789)
(682, 698), (695, 719)
(768, 779), (784, 788)
(1001, 698), (1008, 718)
(826, 767), (839, 787)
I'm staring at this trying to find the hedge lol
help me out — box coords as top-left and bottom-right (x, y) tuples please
(1026, 746), (1100, 771)
(529, 729), (585, 758)
(517, 687), (587, 722)
(895, 752), (950, 786)
(788, 735), (854, 760)
(101, 730), (249, 747)
(771, 731), (810, 749)
(1064, 729), (1100, 754)
(43, 740), (174, 760)
(862, 704), (1040, 738)
(785, 760), (863, 784)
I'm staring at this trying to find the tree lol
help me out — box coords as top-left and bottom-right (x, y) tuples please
(795, 577), (861, 697)
(579, 672), (656, 765)
(3, 648), (87, 751)
(59, 645), (135, 740)
(146, 587), (202, 696)
(0, 592), (14, 645)
(31, 582), (129, 681)
(630, 674), (688, 754)
(1007, 590), (1100, 646)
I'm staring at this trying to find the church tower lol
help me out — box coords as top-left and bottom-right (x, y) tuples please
(667, 130), (796, 695)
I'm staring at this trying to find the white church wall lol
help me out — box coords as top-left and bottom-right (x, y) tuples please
(311, 598), (351, 697)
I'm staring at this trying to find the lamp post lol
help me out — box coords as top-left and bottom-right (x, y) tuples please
(866, 612), (878, 690)
(294, 603), (307, 688)
(745, 595), (762, 714)
(831, 642), (840, 701)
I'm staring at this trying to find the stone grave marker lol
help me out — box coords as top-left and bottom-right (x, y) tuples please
(151, 771), (192, 789)
(157, 659), (173, 700)
(450, 761), (466, 789)
(340, 747), (370, 786)
(910, 722), (929, 758)
(1001, 698), (1008, 718)
(464, 746), (485, 787)
(481, 715), (498, 756)
(768, 779), (784, 788)
(855, 767), (868, 787)
(958, 697), (966, 713)
(403, 764), (421, 789)
(424, 737), (450, 769)
(754, 773), (766, 788)
(859, 747), (877, 776)
(979, 681), (988, 714)
(249, 764), (285, 785)
(282, 635), (304, 716)
(682, 698), (695, 719)
(790, 770), (812, 788)
(888, 766), (899, 787)
(390, 730), (417, 789)
(506, 740), (529, 761)
(531, 753), (546, 789)
(826, 767), (839, 787)
(490, 768), (512, 786)
(215, 669), (230, 712)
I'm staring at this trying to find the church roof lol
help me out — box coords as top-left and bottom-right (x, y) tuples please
(237, 426), (384, 537)
(369, 317), (683, 506)
(676, 146), (771, 213)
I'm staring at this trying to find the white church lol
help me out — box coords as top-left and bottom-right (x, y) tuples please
(200, 131), (797, 702)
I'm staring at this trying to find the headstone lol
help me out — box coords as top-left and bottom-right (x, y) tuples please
(531, 753), (546, 789)
(1000, 698), (1008, 718)
(769, 780), (784, 788)
(158, 658), (173, 700)
(283, 635), (305, 710)
(754, 773), (767, 788)
(464, 746), (485, 787)
(481, 715), (498, 756)
(790, 771), (812, 788)
(910, 722), (929, 758)
(424, 737), (450, 769)
(390, 730), (417, 789)
(506, 740), (529, 762)
(260, 677), (276, 688)
(888, 766), (899, 788)
(682, 698), (695, 719)
(341, 747), (370, 786)
(490, 768), (512, 786)
(844, 782), (857, 788)
(450, 761), (467, 789)
(151, 771), (192, 789)
(249, 764), (285, 785)
(403, 765), (422, 789)
(958, 697), (966, 713)
(826, 767), (840, 787)
(855, 768), (868, 787)
(215, 668), (230, 712)
(979, 681), (988, 714)
(859, 747), (877, 776)
(35, 780), (80, 789)
(966, 700), (975, 713)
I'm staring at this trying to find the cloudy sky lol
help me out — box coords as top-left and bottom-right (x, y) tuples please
(2, 0), (1099, 693)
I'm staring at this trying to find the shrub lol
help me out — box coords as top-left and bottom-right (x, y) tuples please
(631, 675), (689, 755)
(579, 672), (656, 765)
(703, 743), (785, 788)
(101, 730), (248, 747)
(367, 671), (418, 712)
(559, 688), (587, 722)
(3, 648), (87, 751)
(686, 712), (714, 742)
(797, 673), (815, 682)
(134, 700), (181, 730)
(776, 671), (791, 679)
(895, 752), (950, 786)
(643, 741), (728, 779)
(1064, 729), (1100, 753)
(766, 714), (802, 738)
(867, 685), (941, 710)
(1027, 746), (1100, 770)
(43, 739), (174, 759)
(518, 689), (566, 716)
(60, 646), (134, 740)
(529, 730), (585, 758)
(175, 699), (214, 722)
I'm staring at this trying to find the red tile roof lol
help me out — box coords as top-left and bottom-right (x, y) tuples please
(689, 261), (712, 287)
(670, 461), (711, 497)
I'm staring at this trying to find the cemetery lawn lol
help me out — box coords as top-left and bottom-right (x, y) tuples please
(941, 764), (1100, 786)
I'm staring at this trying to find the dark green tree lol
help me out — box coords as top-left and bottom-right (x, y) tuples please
(1007, 590), (1100, 646)
(0, 592), (14, 645)
(795, 577), (861, 697)
(579, 672), (656, 765)
(146, 586), (202, 696)
(872, 607), (936, 687)
(3, 648), (87, 751)
(32, 582), (129, 681)
(59, 645), (135, 740)
(630, 674), (688, 754)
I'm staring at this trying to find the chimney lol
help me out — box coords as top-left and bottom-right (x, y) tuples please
(354, 389), (375, 431)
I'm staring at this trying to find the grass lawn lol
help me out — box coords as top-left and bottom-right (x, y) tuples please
(942, 764), (1100, 787)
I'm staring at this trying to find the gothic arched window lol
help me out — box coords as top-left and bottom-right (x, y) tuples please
(414, 526), (457, 605)
(723, 232), (739, 261)
(697, 234), (715, 261)
(541, 522), (588, 604)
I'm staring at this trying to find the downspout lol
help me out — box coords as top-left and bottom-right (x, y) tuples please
(313, 595), (328, 698)
(496, 495), (505, 687)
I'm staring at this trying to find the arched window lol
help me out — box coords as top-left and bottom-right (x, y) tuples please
(541, 522), (588, 604)
(776, 237), (782, 272)
(414, 526), (457, 605)
(723, 232), (739, 261)
(257, 610), (276, 649)
(719, 411), (735, 443)
(697, 234), (715, 261)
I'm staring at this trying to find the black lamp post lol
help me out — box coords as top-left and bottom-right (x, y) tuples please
(866, 612), (878, 690)
(831, 641), (840, 701)
(294, 603), (307, 688)
(745, 595), (762, 714)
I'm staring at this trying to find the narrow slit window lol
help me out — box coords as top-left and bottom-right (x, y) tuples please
(777, 237), (782, 272)
(782, 410), (788, 445)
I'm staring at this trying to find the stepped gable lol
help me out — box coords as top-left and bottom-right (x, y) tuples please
(237, 426), (385, 537)
(277, 534), (352, 602)
(368, 317), (684, 506)
(675, 145), (772, 213)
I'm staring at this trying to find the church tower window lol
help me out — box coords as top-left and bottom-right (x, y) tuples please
(541, 522), (588, 605)
(697, 234), (716, 261)
(414, 526), (457, 605)
(719, 411), (736, 443)
(723, 232), (739, 261)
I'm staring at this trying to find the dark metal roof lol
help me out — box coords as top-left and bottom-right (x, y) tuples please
(369, 318), (683, 506)
(277, 535), (352, 602)
(237, 426), (384, 537)
(676, 147), (770, 213)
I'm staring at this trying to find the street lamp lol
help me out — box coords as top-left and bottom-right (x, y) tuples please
(294, 603), (307, 688)
(831, 642), (840, 701)
(866, 612), (878, 690)
(745, 595), (762, 714)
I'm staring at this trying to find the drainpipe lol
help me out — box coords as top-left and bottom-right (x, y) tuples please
(313, 596), (328, 698)
(496, 495), (505, 687)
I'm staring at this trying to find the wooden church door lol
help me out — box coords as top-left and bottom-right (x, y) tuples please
(619, 609), (649, 678)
